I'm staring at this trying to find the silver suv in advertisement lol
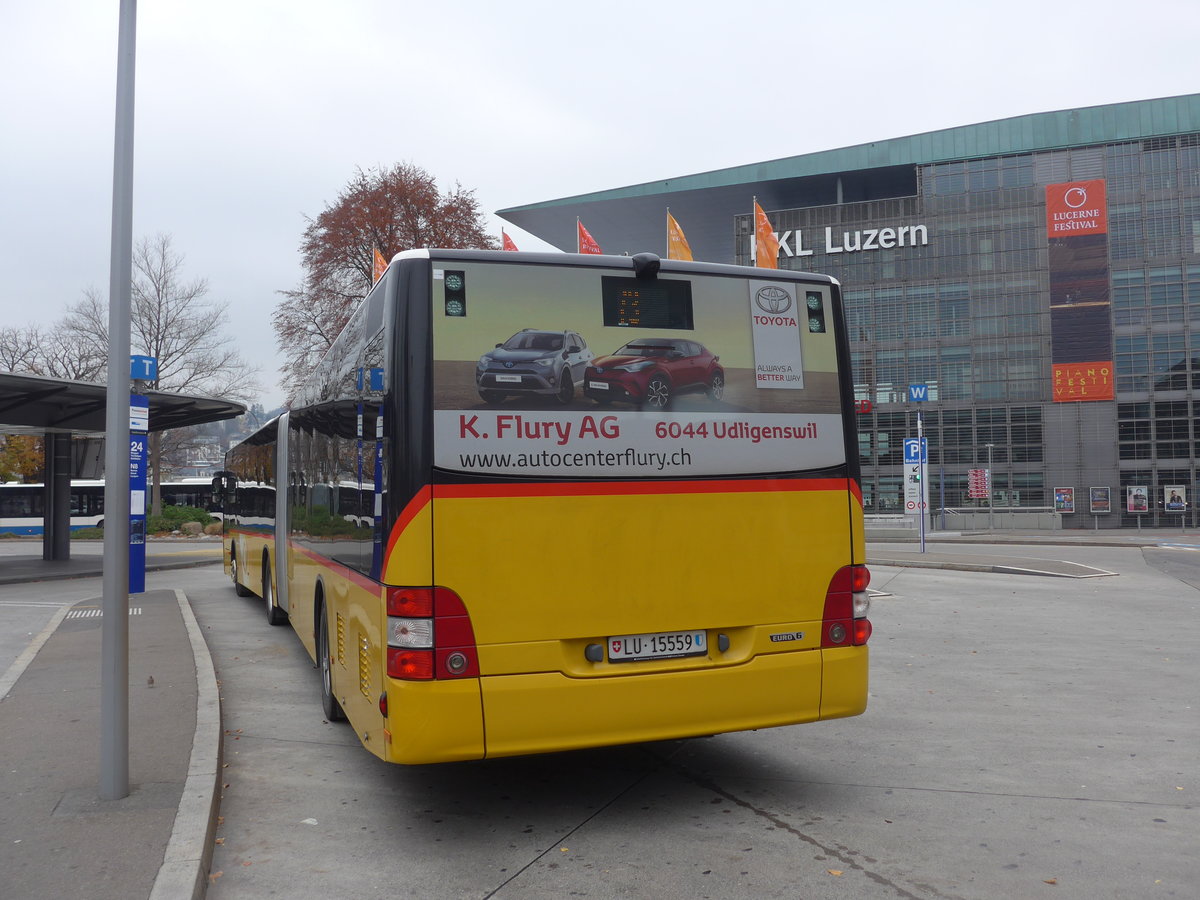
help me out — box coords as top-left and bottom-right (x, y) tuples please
(476, 329), (594, 405)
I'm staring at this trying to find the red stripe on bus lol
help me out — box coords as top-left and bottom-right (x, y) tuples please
(434, 478), (854, 500)
(289, 540), (382, 593)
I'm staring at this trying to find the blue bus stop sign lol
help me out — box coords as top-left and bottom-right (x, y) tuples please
(130, 355), (158, 381)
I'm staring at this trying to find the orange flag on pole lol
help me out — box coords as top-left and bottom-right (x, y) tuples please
(577, 219), (602, 255)
(372, 247), (388, 284)
(666, 210), (693, 261)
(502, 231), (519, 251)
(753, 199), (780, 269)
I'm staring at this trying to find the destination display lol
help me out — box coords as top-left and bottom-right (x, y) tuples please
(600, 276), (694, 329)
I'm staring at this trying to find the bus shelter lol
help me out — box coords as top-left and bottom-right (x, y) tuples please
(0, 371), (245, 562)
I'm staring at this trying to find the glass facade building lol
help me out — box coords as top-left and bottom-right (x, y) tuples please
(500, 95), (1200, 527)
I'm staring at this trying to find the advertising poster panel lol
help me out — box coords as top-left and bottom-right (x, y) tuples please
(1127, 485), (1149, 513)
(1053, 487), (1075, 513)
(1046, 180), (1113, 402)
(1164, 485), (1187, 513)
(1089, 486), (1111, 514)
(430, 261), (844, 479)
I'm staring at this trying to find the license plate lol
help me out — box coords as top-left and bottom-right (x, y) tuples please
(608, 629), (707, 662)
(588, 381), (609, 390)
(495, 374), (521, 383)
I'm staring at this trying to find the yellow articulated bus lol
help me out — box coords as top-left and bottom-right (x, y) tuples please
(219, 249), (871, 764)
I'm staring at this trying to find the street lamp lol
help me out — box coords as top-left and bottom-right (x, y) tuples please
(985, 443), (995, 530)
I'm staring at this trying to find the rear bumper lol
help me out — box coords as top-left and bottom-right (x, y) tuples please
(478, 646), (867, 760)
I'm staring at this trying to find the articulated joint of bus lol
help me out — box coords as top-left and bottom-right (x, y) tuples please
(821, 565), (872, 648)
(378, 586), (478, 717)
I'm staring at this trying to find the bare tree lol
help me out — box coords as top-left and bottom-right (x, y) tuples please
(274, 163), (496, 394)
(0, 325), (44, 374)
(58, 234), (260, 512)
(60, 236), (259, 400)
(273, 276), (359, 389)
(1, 320), (107, 381)
(41, 315), (109, 381)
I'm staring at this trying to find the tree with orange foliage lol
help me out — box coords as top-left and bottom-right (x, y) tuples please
(273, 164), (496, 391)
(0, 435), (43, 483)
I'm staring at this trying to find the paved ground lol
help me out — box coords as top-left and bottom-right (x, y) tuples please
(0, 528), (1193, 899)
(0, 535), (223, 585)
(0, 541), (223, 900)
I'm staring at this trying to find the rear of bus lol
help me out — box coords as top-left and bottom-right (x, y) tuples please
(377, 250), (870, 763)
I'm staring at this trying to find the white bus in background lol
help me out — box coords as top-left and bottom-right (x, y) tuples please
(0, 478), (223, 535)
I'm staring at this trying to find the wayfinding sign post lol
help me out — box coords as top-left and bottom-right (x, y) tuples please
(129, 357), (155, 594)
(903, 433), (928, 553)
(905, 389), (929, 553)
(128, 395), (149, 594)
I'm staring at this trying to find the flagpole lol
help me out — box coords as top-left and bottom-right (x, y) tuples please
(752, 196), (757, 266)
(576, 217), (581, 254)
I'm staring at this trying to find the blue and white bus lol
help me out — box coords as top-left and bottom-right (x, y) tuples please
(0, 478), (222, 535)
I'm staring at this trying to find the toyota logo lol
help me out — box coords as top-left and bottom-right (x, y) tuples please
(755, 285), (792, 314)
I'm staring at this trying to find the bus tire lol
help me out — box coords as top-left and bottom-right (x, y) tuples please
(230, 548), (253, 597)
(263, 552), (287, 626)
(317, 599), (345, 722)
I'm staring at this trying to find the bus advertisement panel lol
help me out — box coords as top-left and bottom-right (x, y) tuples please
(431, 263), (845, 479)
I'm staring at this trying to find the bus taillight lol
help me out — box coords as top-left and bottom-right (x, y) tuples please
(822, 565), (872, 647)
(387, 647), (435, 680)
(385, 587), (479, 680)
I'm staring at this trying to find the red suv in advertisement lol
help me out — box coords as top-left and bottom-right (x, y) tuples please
(583, 338), (724, 409)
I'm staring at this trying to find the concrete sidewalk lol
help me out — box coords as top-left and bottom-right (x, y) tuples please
(0, 585), (221, 900)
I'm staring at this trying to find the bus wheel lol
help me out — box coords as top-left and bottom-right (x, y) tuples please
(263, 553), (287, 625)
(644, 374), (672, 409)
(317, 602), (345, 722)
(556, 371), (574, 404)
(230, 549), (253, 597)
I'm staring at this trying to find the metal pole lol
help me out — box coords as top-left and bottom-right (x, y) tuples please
(985, 443), (995, 531)
(939, 465), (945, 531)
(101, 0), (137, 802)
(917, 411), (926, 553)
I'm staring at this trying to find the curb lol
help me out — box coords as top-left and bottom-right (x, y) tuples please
(0, 605), (70, 701)
(149, 589), (223, 900)
(0, 558), (222, 587)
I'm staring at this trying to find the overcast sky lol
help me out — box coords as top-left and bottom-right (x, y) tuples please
(1, 0), (1195, 409)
